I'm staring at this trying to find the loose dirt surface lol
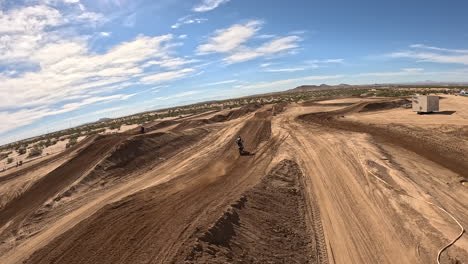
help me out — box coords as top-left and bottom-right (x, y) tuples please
(1, 97), (467, 264)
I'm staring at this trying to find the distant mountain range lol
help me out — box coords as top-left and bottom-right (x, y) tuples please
(287, 82), (468, 92)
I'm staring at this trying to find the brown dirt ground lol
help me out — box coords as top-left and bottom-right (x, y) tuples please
(0, 98), (467, 264)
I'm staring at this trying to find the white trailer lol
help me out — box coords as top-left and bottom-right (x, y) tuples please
(412, 95), (439, 113)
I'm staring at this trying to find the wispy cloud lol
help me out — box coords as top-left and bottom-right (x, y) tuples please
(0, 3), (199, 137)
(140, 68), (195, 84)
(197, 20), (301, 64)
(0, 94), (134, 134)
(409, 44), (468, 54)
(193, 0), (230, 12)
(356, 68), (424, 77)
(197, 20), (262, 54)
(256, 34), (276, 39)
(389, 44), (468, 65)
(155, 90), (202, 100)
(264, 68), (305, 72)
(203, 79), (238, 86)
(171, 15), (207, 29)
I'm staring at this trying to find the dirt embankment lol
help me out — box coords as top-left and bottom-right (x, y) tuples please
(49, 129), (210, 203)
(181, 160), (315, 264)
(142, 103), (263, 132)
(0, 135), (95, 184)
(298, 100), (468, 178)
(209, 103), (262, 122)
(23, 111), (277, 264)
(0, 135), (126, 234)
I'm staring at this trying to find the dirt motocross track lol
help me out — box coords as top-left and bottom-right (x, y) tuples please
(0, 96), (467, 264)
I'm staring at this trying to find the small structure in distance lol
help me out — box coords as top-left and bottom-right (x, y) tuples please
(412, 95), (439, 114)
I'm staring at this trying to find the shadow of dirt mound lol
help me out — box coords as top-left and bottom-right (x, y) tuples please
(359, 99), (410, 112)
(183, 159), (316, 264)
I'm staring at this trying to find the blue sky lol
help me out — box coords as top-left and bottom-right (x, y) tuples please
(1, 0), (468, 144)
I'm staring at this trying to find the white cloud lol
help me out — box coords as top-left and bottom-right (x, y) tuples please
(239, 75), (344, 89)
(264, 67), (305, 72)
(357, 68), (425, 77)
(72, 11), (105, 25)
(140, 68), (195, 84)
(197, 20), (262, 54)
(307, 59), (344, 64)
(409, 44), (468, 54)
(142, 58), (198, 69)
(256, 34), (276, 39)
(0, 4), (106, 63)
(0, 5), (63, 34)
(171, 15), (207, 29)
(193, 0), (230, 12)
(388, 44), (468, 65)
(155, 90), (202, 100)
(203, 79), (237, 86)
(390, 51), (468, 65)
(1, 27), (194, 135)
(224, 36), (301, 63)
(289, 30), (307, 35)
(0, 94), (134, 134)
(0, 3), (202, 142)
(197, 21), (301, 64)
(256, 36), (300, 54)
(260, 63), (272, 67)
(178, 34), (188, 39)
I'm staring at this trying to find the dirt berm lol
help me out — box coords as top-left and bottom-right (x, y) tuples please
(298, 100), (468, 178)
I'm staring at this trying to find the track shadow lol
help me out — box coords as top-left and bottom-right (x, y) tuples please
(240, 150), (255, 156)
(431, 111), (456, 115)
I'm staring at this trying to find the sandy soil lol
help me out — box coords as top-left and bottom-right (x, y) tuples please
(0, 100), (466, 264)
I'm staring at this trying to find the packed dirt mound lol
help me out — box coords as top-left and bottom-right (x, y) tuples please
(172, 119), (213, 131)
(145, 120), (178, 132)
(272, 102), (288, 115)
(0, 134), (125, 234)
(209, 103), (262, 122)
(52, 128), (209, 201)
(183, 159), (315, 263)
(0, 135), (95, 184)
(22, 113), (276, 264)
(301, 97), (340, 107)
(359, 99), (410, 112)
